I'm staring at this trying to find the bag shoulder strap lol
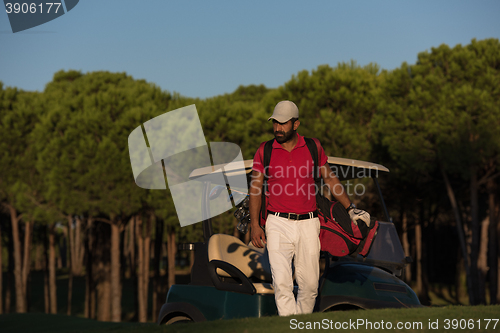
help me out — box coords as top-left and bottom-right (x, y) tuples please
(304, 137), (321, 183)
(262, 139), (275, 179)
(262, 137), (322, 181)
(259, 139), (274, 225)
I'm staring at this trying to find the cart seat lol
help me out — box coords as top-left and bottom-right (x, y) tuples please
(252, 283), (299, 295)
(208, 234), (272, 283)
(253, 282), (274, 294)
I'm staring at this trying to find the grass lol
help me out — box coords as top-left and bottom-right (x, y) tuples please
(2, 305), (500, 333)
(0, 313), (159, 333)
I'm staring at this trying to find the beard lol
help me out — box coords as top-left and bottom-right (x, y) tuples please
(274, 128), (296, 144)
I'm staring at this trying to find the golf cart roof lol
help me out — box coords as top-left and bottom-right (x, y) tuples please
(189, 157), (389, 183)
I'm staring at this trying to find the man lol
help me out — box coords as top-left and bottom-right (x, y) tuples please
(249, 100), (356, 316)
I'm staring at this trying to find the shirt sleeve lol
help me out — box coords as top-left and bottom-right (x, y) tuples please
(252, 142), (266, 173)
(316, 139), (328, 166)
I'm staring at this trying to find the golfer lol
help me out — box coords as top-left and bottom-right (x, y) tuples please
(249, 100), (356, 316)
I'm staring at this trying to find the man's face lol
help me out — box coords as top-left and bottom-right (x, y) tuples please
(273, 119), (296, 144)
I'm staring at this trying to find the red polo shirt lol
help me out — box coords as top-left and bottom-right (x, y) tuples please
(253, 134), (328, 214)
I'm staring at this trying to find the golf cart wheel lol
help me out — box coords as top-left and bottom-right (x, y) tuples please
(164, 314), (193, 325)
(323, 304), (362, 312)
(157, 302), (206, 325)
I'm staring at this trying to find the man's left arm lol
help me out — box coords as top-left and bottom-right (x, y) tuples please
(319, 163), (351, 209)
(320, 163), (371, 226)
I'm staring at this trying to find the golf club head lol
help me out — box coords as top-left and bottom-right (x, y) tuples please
(209, 185), (227, 200)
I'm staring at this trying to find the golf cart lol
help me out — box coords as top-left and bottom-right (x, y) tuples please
(157, 157), (421, 324)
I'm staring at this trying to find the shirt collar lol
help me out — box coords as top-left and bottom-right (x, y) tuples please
(272, 133), (305, 150)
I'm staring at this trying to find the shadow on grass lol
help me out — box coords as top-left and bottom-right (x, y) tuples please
(0, 313), (160, 333)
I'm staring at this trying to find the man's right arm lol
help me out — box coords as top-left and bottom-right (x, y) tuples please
(249, 170), (266, 248)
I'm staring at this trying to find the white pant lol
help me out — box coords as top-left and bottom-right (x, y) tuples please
(265, 213), (321, 316)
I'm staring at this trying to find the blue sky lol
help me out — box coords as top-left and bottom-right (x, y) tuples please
(1, 0), (499, 99)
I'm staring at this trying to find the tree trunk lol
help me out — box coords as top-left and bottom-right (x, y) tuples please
(43, 278), (50, 314)
(0, 221), (3, 314)
(487, 178), (498, 304)
(167, 227), (176, 288)
(135, 215), (147, 323)
(43, 227), (50, 314)
(84, 218), (96, 319)
(126, 217), (138, 320)
(110, 222), (122, 322)
(5, 224), (14, 313)
(22, 221), (32, 312)
(48, 224), (57, 314)
(74, 217), (85, 276)
(9, 205), (26, 313)
(96, 222), (111, 322)
(469, 167), (482, 304)
(135, 215), (152, 322)
(402, 212), (412, 283)
(143, 218), (151, 321)
(67, 258), (73, 316)
(119, 224), (127, 317)
(415, 216), (429, 305)
(96, 279), (111, 321)
(152, 218), (164, 323)
(478, 216), (489, 304)
(441, 166), (475, 304)
(497, 203), (500, 304)
(127, 217), (136, 274)
(6, 207), (32, 313)
(66, 217), (73, 316)
(96, 269), (111, 322)
(455, 250), (467, 304)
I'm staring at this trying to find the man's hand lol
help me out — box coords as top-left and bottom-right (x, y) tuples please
(251, 225), (266, 248)
(349, 209), (371, 227)
(249, 170), (265, 248)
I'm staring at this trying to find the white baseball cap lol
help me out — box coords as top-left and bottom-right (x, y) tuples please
(268, 101), (299, 123)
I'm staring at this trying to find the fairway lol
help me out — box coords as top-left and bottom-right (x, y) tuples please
(0, 313), (159, 333)
(1, 305), (500, 333)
